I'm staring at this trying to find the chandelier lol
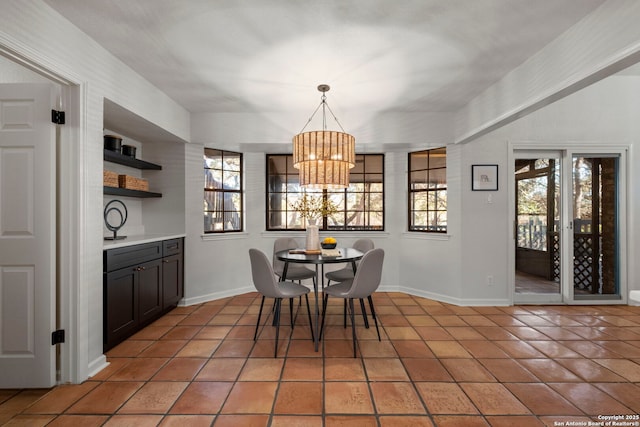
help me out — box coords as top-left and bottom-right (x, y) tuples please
(293, 84), (355, 189)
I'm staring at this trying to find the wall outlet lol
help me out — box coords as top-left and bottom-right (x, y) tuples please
(486, 275), (494, 286)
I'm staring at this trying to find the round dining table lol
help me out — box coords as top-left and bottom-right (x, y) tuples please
(276, 247), (364, 351)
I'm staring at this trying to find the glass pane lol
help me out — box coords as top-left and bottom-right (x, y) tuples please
(205, 169), (223, 189)
(268, 156), (287, 175)
(411, 192), (428, 211)
(428, 169), (446, 188)
(364, 173), (383, 184)
(367, 193), (382, 211)
(573, 156), (619, 297)
(410, 171), (429, 189)
(204, 149), (222, 169)
(515, 157), (560, 296)
(429, 152), (446, 169)
(268, 175), (286, 192)
(410, 151), (429, 170)
(435, 190), (447, 210)
(267, 211), (286, 230)
(223, 170), (240, 190)
(364, 155), (383, 173)
(224, 152), (241, 171)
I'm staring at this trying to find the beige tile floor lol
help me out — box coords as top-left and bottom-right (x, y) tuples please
(2, 292), (640, 426)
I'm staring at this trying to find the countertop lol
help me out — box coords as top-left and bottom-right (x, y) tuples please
(103, 233), (186, 250)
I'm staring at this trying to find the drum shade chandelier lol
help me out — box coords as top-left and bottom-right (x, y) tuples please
(293, 84), (355, 189)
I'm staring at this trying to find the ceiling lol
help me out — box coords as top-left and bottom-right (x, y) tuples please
(45, 0), (607, 141)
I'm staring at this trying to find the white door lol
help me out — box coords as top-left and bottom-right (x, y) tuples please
(0, 83), (56, 388)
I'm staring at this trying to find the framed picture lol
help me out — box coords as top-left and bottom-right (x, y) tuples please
(472, 164), (498, 191)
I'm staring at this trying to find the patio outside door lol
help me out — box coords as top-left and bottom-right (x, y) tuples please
(513, 150), (624, 304)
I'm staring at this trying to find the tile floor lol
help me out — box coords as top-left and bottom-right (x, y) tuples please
(2, 292), (640, 426)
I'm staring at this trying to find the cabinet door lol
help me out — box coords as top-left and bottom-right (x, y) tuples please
(138, 259), (163, 325)
(104, 267), (138, 350)
(162, 253), (183, 309)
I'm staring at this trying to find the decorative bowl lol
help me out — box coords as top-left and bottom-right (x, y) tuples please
(321, 242), (337, 249)
(104, 134), (122, 152)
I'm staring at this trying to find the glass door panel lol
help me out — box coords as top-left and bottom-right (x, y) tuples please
(514, 156), (562, 302)
(572, 155), (620, 300)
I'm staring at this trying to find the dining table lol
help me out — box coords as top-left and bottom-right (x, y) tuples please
(276, 247), (364, 351)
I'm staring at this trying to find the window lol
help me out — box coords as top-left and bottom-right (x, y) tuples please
(266, 154), (384, 231)
(408, 147), (447, 232)
(204, 148), (243, 232)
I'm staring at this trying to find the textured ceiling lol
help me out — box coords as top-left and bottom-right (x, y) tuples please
(45, 0), (607, 144)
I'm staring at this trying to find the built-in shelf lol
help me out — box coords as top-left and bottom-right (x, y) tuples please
(103, 186), (162, 198)
(104, 149), (162, 170)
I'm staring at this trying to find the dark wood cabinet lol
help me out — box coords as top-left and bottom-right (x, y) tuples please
(137, 258), (163, 324)
(103, 238), (184, 351)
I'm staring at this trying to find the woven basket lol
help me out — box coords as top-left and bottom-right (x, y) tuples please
(118, 175), (149, 191)
(103, 170), (119, 188)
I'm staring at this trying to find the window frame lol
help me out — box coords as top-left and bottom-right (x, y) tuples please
(265, 153), (385, 231)
(408, 147), (447, 233)
(204, 148), (243, 233)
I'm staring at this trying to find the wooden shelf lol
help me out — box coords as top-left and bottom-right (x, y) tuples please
(103, 186), (162, 198)
(104, 149), (162, 170)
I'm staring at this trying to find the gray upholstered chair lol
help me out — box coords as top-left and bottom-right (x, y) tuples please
(325, 238), (374, 327)
(325, 238), (374, 284)
(273, 237), (316, 286)
(249, 248), (314, 357)
(320, 248), (384, 357)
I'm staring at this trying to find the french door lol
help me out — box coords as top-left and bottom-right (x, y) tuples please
(512, 149), (626, 304)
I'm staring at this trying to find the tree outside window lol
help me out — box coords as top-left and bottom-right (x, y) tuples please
(204, 149), (243, 232)
(408, 148), (447, 232)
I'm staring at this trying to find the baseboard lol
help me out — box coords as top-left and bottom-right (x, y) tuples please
(388, 284), (512, 306)
(630, 290), (640, 306)
(87, 354), (109, 378)
(179, 283), (511, 307)
(180, 286), (254, 306)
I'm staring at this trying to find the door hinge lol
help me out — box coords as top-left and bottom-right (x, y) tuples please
(51, 329), (65, 345)
(51, 109), (66, 125)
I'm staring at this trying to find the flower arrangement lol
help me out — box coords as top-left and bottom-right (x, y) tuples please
(290, 194), (338, 223)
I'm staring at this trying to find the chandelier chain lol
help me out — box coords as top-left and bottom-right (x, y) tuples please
(298, 92), (347, 134)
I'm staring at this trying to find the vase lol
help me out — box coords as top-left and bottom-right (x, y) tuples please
(305, 220), (320, 251)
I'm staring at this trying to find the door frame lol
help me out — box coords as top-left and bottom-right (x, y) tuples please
(0, 41), (85, 383)
(509, 142), (629, 305)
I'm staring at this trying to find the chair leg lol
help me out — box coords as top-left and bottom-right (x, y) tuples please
(290, 297), (294, 327)
(319, 293), (329, 340)
(368, 295), (381, 341)
(254, 296), (265, 341)
(304, 293), (314, 343)
(343, 299), (347, 328)
(271, 300), (278, 325)
(274, 298), (282, 358)
(360, 298), (369, 328)
(349, 298), (357, 358)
